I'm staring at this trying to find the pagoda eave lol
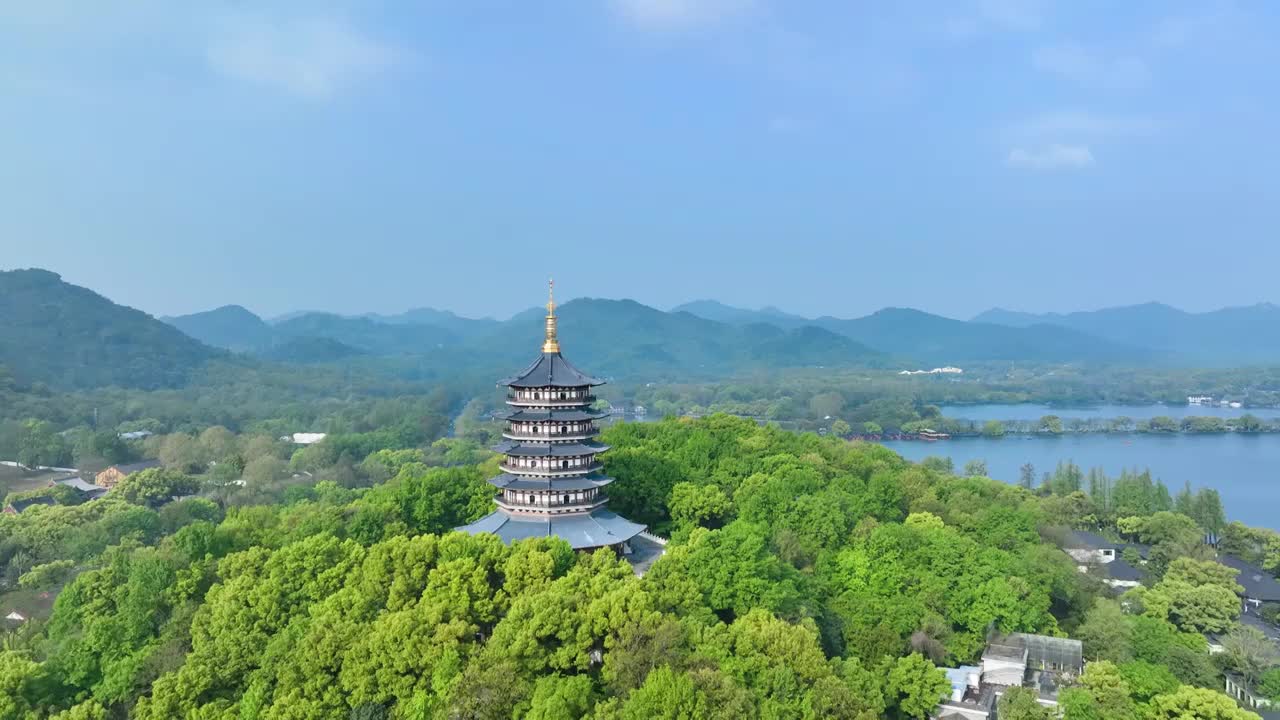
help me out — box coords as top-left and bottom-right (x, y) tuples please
(455, 507), (644, 550)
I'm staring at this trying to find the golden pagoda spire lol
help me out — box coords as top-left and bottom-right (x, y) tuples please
(542, 278), (560, 353)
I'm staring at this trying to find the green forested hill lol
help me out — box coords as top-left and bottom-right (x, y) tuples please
(974, 302), (1280, 365)
(0, 416), (1267, 719)
(473, 298), (890, 378)
(0, 269), (218, 390)
(814, 308), (1152, 365)
(162, 305), (275, 353)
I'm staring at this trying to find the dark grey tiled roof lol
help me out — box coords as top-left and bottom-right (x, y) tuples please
(501, 352), (603, 388)
(487, 473), (615, 491)
(1239, 612), (1280, 645)
(498, 441), (610, 457)
(1106, 558), (1147, 583)
(1220, 554), (1280, 602)
(7, 496), (56, 513)
(456, 507), (645, 549)
(502, 409), (608, 422)
(55, 476), (106, 495)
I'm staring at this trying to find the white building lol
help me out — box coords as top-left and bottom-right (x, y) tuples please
(286, 432), (327, 445)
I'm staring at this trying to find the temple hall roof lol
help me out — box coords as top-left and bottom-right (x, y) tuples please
(500, 352), (604, 388)
(456, 507), (645, 549)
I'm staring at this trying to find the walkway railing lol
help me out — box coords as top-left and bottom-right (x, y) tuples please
(638, 531), (668, 546)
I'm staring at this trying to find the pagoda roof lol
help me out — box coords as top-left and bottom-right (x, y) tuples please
(497, 441), (610, 457)
(487, 473), (615, 491)
(456, 507), (645, 549)
(502, 409), (609, 422)
(500, 352), (604, 388)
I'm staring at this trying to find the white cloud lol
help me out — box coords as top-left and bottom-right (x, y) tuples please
(207, 15), (404, 100)
(1006, 144), (1095, 170)
(1033, 43), (1148, 89)
(611, 0), (757, 30)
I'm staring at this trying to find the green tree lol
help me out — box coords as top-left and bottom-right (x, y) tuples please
(242, 454), (286, 488)
(830, 419), (852, 438)
(1145, 686), (1262, 720)
(114, 467), (200, 507)
(608, 666), (707, 720)
(998, 686), (1054, 719)
(1117, 660), (1179, 702)
(1076, 600), (1133, 663)
(885, 653), (948, 719)
(526, 674), (596, 720)
(963, 459), (988, 477)
(16, 418), (72, 467)
(158, 433), (205, 473)
(920, 456), (954, 475)
(862, 421), (882, 435)
(1191, 489), (1226, 534)
(1236, 414), (1265, 432)
(0, 650), (39, 718)
(1258, 667), (1280, 703)
(982, 420), (1006, 437)
(1221, 624), (1280, 689)
(1037, 415), (1063, 434)
(18, 558), (76, 590)
(1067, 661), (1137, 720)
(1018, 462), (1035, 489)
(197, 426), (237, 461)
(1143, 558), (1241, 633)
(808, 392), (845, 420)
(669, 483), (732, 532)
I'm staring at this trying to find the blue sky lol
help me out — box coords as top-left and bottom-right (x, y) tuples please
(2, 1), (1277, 320)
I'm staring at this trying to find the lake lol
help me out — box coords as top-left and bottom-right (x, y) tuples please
(880, 433), (1280, 530)
(939, 403), (1280, 422)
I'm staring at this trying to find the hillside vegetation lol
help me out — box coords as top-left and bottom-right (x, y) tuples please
(0, 416), (1270, 719)
(0, 270), (217, 390)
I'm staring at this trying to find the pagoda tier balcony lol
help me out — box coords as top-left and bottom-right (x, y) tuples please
(503, 423), (597, 442)
(496, 488), (607, 514)
(508, 387), (593, 402)
(494, 498), (609, 515)
(506, 394), (596, 408)
(499, 461), (603, 477)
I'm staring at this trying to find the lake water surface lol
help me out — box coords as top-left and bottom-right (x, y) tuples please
(939, 403), (1280, 421)
(880, 433), (1280, 530)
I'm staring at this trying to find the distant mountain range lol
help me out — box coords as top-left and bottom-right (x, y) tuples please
(0, 269), (219, 390)
(163, 298), (891, 377)
(972, 302), (1280, 364)
(165, 295), (1151, 371)
(5, 267), (1277, 393)
(671, 300), (1148, 364)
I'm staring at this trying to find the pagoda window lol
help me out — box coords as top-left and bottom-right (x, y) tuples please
(532, 425), (539, 433)
(534, 392), (541, 400)
(559, 425), (567, 434)
(559, 392), (567, 400)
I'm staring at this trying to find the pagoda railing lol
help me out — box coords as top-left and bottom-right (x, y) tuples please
(495, 496), (607, 514)
(506, 394), (596, 407)
(500, 461), (604, 477)
(503, 430), (597, 442)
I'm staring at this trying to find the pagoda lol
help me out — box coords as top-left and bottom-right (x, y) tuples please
(457, 281), (645, 550)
